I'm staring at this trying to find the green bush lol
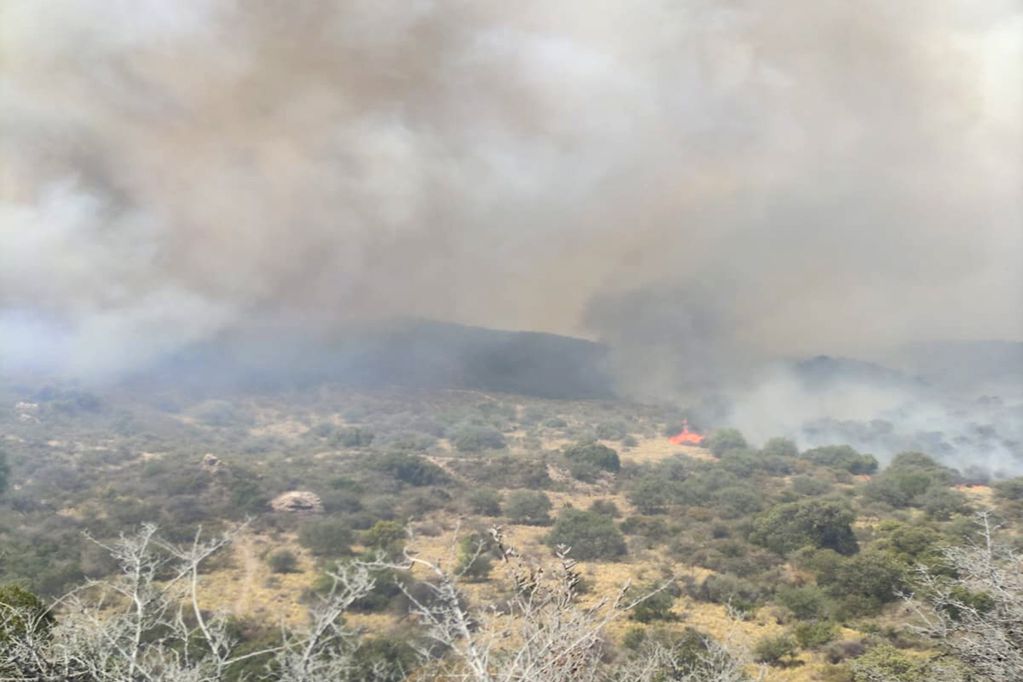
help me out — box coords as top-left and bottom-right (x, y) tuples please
(466, 488), (502, 515)
(266, 549), (299, 574)
(503, 491), (553, 526)
(790, 475), (832, 497)
(0, 584), (52, 641)
(753, 634), (798, 665)
(690, 573), (765, 612)
(849, 644), (930, 681)
(362, 521), (406, 553)
(810, 549), (907, 616)
(777, 585), (831, 620)
(792, 620), (838, 649)
(547, 508), (627, 561)
(750, 499), (859, 556)
(456, 533), (494, 581)
(298, 520), (355, 558)
(994, 476), (1023, 501)
(704, 429), (747, 457)
(802, 445), (878, 474)
(761, 437), (799, 458)
(627, 477), (678, 514)
(452, 427), (507, 452)
(595, 422), (629, 440)
(335, 427), (375, 447)
(375, 452), (449, 486)
(918, 486), (969, 520)
(588, 499), (621, 517)
(630, 585), (677, 623)
(350, 636), (419, 682)
(563, 441), (621, 475)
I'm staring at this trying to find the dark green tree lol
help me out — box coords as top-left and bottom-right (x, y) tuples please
(750, 499), (859, 556)
(704, 429), (747, 457)
(503, 491), (553, 526)
(547, 508), (626, 561)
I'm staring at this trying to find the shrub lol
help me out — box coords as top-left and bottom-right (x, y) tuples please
(627, 477), (678, 514)
(777, 585), (831, 620)
(690, 573), (766, 612)
(823, 639), (866, 664)
(864, 452), (958, 508)
(849, 644), (930, 682)
(588, 499), (621, 518)
(630, 585), (676, 623)
(704, 429), (747, 457)
(563, 442), (621, 474)
(802, 445), (878, 474)
(918, 486), (969, 520)
(452, 427), (507, 453)
(793, 620), (838, 649)
(375, 452), (448, 486)
(753, 634), (798, 665)
(790, 475), (832, 497)
(335, 427), (375, 447)
(750, 499), (859, 556)
(350, 636), (419, 682)
(994, 476), (1023, 501)
(455, 456), (552, 489)
(298, 520), (354, 558)
(0, 584), (52, 641)
(761, 437), (799, 458)
(597, 421), (631, 440)
(456, 534), (494, 582)
(547, 509), (627, 561)
(362, 521), (406, 553)
(503, 491), (553, 526)
(266, 549), (299, 574)
(466, 488), (502, 516)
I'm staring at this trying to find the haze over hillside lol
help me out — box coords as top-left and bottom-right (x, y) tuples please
(2, 0), (1021, 385)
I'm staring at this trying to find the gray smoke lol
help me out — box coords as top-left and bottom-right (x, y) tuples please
(1, 0), (1021, 386)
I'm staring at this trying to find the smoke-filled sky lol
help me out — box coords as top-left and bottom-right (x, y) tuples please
(2, 0), (1021, 378)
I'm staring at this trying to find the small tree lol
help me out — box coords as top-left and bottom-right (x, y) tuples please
(466, 488), (502, 516)
(455, 534), (493, 582)
(802, 445), (878, 474)
(362, 521), (406, 555)
(705, 429), (747, 457)
(267, 549), (299, 574)
(503, 491), (553, 526)
(753, 634), (798, 666)
(563, 441), (621, 481)
(547, 508), (626, 561)
(299, 520), (355, 558)
(903, 512), (1023, 680)
(761, 437), (799, 458)
(451, 427), (506, 453)
(751, 499), (859, 556)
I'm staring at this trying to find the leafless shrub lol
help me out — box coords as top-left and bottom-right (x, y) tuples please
(901, 511), (1023, 682)
(0, 524), (754, 681)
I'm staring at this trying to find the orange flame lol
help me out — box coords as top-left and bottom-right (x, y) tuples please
(668, 419), (704, 445)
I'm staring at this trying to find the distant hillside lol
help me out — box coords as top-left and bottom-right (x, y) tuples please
(790, 354), (923, 390)
(132, 319), (616, 399)
(892, 340), (1023, 394)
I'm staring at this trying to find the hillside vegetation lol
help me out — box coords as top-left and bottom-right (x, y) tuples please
(1, 382), (1021, 680)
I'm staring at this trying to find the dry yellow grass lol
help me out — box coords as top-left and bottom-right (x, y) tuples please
(619, 436), (716, 464)
(197, 531), (317, 627)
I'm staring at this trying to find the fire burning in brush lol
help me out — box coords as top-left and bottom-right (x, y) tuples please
(668, 419), (704, 445)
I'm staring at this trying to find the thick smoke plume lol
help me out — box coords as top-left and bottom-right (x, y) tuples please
(2, 0), (1020, 380)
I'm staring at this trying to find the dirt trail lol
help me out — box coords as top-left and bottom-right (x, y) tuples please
(233, 533), (261, 615)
